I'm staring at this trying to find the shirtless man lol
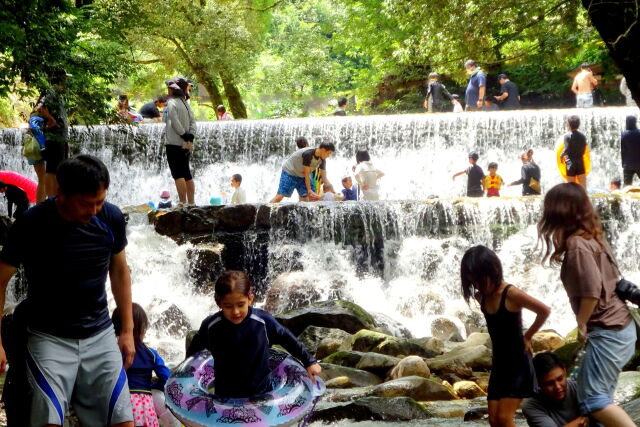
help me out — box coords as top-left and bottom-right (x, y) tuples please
(572, 63), (598, 108)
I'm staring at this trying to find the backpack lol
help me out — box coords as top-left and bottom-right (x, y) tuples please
(22, 133), (42, 161)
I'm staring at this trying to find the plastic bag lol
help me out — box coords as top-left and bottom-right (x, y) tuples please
(22, 133), (43, 161)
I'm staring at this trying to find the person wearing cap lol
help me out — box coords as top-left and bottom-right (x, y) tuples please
(452, 151), (486, 197)
(164, 77), (197, 204)
(158, 190), (172, 209)
(424, 72), (454, 113)
(35, 69), (70, 198)
(494, 74), (521, 110)
(464, 60), (486, 111)
(572, 63), (598, 108)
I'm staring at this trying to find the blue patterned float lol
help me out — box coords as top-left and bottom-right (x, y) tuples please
(164, 349), (325, 426)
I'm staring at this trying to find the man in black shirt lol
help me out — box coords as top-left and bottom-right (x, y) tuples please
(424, 73), (453, 112)
(139, 96), (168, 121)
(0, 181), (29, 218)
(334, 97), (347, 116)
(561, 115), (588, 189)
(495, 74), (521, 110)
(0, 155), (135, 426)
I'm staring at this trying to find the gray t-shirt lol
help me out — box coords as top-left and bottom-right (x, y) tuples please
(282, 148), (326, 178)
(522, 380), (582, 426)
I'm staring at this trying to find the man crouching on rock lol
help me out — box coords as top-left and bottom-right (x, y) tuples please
(522, 352), (591, 427)
(0, 155), (135, 426)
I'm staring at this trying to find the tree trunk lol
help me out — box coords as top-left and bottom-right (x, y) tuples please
(194, 72), (224, 110)
(220, 73), (248, 119)
(582, 0), (640, 106)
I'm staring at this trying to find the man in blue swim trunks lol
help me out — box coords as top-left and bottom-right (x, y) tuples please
(0, 155), (135, 426)
(270, 142), (336, 203)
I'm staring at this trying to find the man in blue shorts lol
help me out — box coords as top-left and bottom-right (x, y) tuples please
(0, 155), (135, 426)
(270, 142), (336, 202)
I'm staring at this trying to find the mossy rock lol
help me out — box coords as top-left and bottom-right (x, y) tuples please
(311, 396), (433, 422)
(322, 351), (365, 368)
(352, 329), (388, 352)
(553, 341), (582, 372)
(276, 300), (377, 336)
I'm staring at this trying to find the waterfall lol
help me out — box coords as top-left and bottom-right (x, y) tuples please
(1, 107), (639, 364)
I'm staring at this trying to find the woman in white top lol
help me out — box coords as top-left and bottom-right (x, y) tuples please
(354, 150), (384, 200)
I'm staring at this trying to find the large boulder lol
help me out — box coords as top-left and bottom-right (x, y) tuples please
(263, 273), (322, 314)
(298, 326), (352, 359)
(427, 344), (492, 373)
(312, 397), (433, 422)
(554, 341), (582, 373)
(409, 337), (445, 356)
(182, 206), (221, 233)
(186, 244), (224, 292)
(372, 312), (413, 338)
(371, 376), (458, 401)
(153, 209), (183, 236)
(320, 362), (382, 387)
(453, 381), (487, 399)
(431, 317), (463, 342)
(322, 351), (364, 368)
(532, 330), (565, 352)
(276, 300), (377, 336)
(388, 356), (431, 380)
(351, 329), (437, 358)
(215, 204), (257, 232)
(150, 303), (191, 338)
(355, 353), (401, 377)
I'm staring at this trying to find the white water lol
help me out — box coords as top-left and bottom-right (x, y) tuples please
(1, 108), (640, 366)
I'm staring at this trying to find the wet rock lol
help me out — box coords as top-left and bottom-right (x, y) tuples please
(622, 397), (640, 424)
(121, 203), (153, 215)
(351, 329), (437, 358)
(311, 396), (433, 422)
(615, 371), (640, 404)
(215, 204), (257, 232)
(422, 398), (488, 419)
(472, 371), (490, 393)
(275, 299), (377, 336)
(263, 272), (322, 314)
(554, 341), (582, 373)
(149, 301), (191, 338)
(322, 351), (364, 368)
(323, 386), (376, 403)
(325, 376), (355, 389)
(372, 312), (413, 338)
(153, 209), (183, 236)
(430, 358), (473, 379)
(183, 206), (221, 233)
(457, 332), (492, 348)
(186, 244), (224, 292)
(371, 376), (458, 401)
(255, 205), (273, 229)
(409, 337), (445, 356)
(427, 344), (492, 373)
(453, 380), (487, 399)
(319, 363), (383, 387)
(431, 317), (462, 341)
(464, 407), (490, 422)
(356, 353), (401, 377)
(532, 330), (565, 352)
(456, 310), (487, 336)
(388, 356), (430, 380)
(297, 326), (352, 359)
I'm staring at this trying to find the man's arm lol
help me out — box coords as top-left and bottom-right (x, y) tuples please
(0, 261), (18, 373)
(590, 73), (598, 88)
(571, 76), (579, 94)
(302, 165), (316, 197)
(109, 249), (135, 369)
(477, 85), (485, 108)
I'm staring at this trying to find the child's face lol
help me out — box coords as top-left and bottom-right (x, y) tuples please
(468, 157), (476, 164)
(218, 292), (254, 324)
(489, 167), (497, 175)
(342, 178), (352, 189)
(230, 179), (240, 188)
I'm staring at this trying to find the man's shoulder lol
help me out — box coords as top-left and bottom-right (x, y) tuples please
(521, 395), (546, 412)
(97, 202), (125, 224)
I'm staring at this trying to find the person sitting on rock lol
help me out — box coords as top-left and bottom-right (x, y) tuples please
(522, 352), (590, 427)
(460, 245), (550, 427)
(187, 270), (321, 397)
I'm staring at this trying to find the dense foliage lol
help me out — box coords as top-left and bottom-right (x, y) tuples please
(0, 0), (635, 124)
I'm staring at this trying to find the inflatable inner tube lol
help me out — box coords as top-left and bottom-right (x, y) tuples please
(0, 171), (37, 203)
(555, 137), (591, 182)
(165, 348), (325, 427)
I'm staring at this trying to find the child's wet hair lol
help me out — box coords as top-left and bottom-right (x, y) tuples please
(488, 162), (498, 169)
(215, 270), (254, 304)
(460, 245), (504, 304)
(341, 176), (351, 183)
(113, 302), (149, 343)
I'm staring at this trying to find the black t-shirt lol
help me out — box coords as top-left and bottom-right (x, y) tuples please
(139, 101), (161, 119)
(562, 131), (587, 171)
(500, 80), (520, 110)
(333, 108), (346, 116)
(467, 164), (485, 194)
(426, 81), (452, 105)
(0, 199), (127, 339)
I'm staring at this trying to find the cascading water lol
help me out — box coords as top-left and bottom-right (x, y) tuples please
(1, 107), (640, 366)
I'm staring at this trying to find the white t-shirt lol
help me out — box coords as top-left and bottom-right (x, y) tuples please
(231, 187), (247, 205)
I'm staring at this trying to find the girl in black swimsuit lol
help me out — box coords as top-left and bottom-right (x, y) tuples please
(461, 245), (551, 427)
